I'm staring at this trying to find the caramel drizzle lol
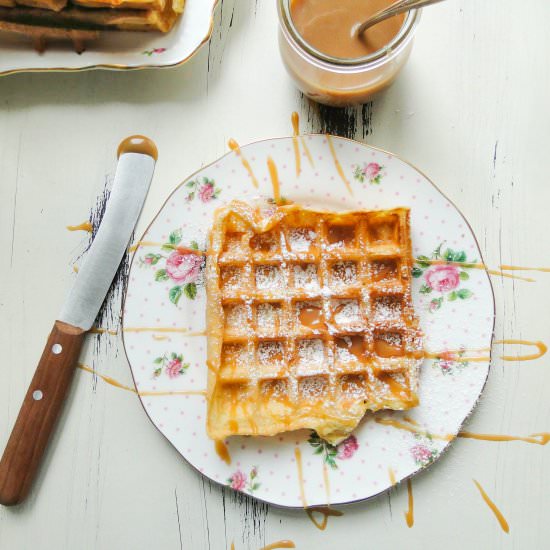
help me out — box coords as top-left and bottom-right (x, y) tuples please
(89, 327), (118, 336)
(260, 541), (296, 550)
(425, 339), (547, 363)
(473, 480), (509, 533)
(117, 135), (158, 161)
(73, 265), (79, 273)
(294, 448), (342, 531)
(228, 138), (259, 188)
(291, 112), (301, 177)
(291, 111), (314, 169)
(77, 364), (206, 397)
(414, 258), (540, 283)
(66, 221), (93, 233)
(388, 467), (397, 486)
(376, 417), (550, 446)
(326, 135), (352, 195)
(404, 479), (414, 528)
(214, 440), (231, 465)
(128, 240), (163, 253)
(267, 156), (283, 205)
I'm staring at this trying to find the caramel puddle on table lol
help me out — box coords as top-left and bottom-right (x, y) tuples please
(473, 480), (509, 533)
(66, 220), (93, 233)
(326, 135), (352, 196)
(228, 138), (259, 188)
(294, 448), (343, 531)
(77, 364), (206, 397)
(388, 467), (397, 486)
(215, 440), (231, 465)
(267, 156), (283, 205)
(404, 479), (414, 528)
(260, 541), (296, 550)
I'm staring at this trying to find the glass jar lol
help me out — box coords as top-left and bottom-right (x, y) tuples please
(277, 0), (421, 107)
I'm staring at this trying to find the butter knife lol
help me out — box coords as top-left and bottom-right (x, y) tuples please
(0, 135), (157, 506)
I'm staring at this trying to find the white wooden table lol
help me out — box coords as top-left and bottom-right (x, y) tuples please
(1, 1), (549, 548)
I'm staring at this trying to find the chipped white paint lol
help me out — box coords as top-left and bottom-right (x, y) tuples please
(1, 1), (549, 549)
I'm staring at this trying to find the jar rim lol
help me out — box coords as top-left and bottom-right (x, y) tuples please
(278, 0), (421, 67)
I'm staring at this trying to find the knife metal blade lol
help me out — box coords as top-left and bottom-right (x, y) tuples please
(59, 151), (155, 330)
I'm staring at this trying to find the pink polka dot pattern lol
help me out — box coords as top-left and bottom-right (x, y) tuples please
(123, 135), (494, 509)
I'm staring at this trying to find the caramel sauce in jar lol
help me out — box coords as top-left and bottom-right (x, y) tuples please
(278, 0), (420, 106)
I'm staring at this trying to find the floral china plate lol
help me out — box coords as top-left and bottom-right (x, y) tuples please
(122, 135), (495, 508)
(0, 0), (217, 76)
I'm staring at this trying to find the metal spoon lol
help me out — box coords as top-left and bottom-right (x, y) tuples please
(356, 0), (447, 36)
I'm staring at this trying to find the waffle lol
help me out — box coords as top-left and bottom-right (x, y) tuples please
(0, 0), (184, 50)
(206, 200), (423, 444)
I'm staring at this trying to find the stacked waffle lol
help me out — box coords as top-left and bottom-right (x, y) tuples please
(0, 0), (184, 51)
(206, 200), (423, 444)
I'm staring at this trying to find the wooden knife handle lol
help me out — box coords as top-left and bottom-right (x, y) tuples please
(0, 320), (85, 506)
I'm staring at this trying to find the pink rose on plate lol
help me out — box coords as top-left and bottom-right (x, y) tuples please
(363, 162), (381, 180)
(410, 444), (433, 464)
(425, 265), (460, 292)
(144, 256), (154, 265)
(337, 435), (359, 460)
(166, 358), (183, 378)
(198, 183), (215, 203)
(166, 250), (202, 283)
(153, 48), (166, 54)
(229, 470), (247, 491)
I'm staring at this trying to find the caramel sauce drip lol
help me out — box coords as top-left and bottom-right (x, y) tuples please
(375, 418), (453, 442)
(152, 335), (169, 341)
(89, 327), (118, 336)
(377, 416), (550, 446)
(388, 467), (396, 486)
(123, 327), (206, 336)
(215, 440), (231, 465)
(415, 258), (536, 283)
(228, 138), (259, 188)
(231, 543), (235, 550)
(326, 135), (352, 195)
(425, 339), (547, 363)
(458, 431), (550, 445)
(291, 111), (301, 177)
(294, 448), (342, 530)
(500, 264), (550, 273)
(66, 221), (93, 233)
(473, 480), (509, 533)
(117, 135), (158, 160)
(77, 364), (206, 397)
(128, 241), (163, 253)
(404, 479), (414, 528)
(228, 420), (239, 433)
(299, 305), (324, 329)
(267, 156), (282, 205)
(260, 541), (296, 550)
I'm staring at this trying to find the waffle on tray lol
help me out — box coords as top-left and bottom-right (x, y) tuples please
(0, 0), (184, 51)
(206, 200), (424, 444)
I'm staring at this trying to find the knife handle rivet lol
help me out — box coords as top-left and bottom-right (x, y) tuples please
(32, 390), (43, 401)
(51, 344), (63, 355)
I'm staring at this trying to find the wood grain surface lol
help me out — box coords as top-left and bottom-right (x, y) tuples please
(0, 0), (549, 548)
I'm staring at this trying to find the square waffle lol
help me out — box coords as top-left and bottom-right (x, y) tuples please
(206, 200), (423, 444)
